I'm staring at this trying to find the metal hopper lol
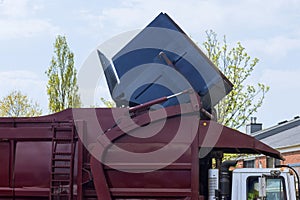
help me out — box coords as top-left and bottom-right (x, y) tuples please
(98, 12), (233, 110)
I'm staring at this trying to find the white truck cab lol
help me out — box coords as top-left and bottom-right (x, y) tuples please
(231, 168), (297, 200)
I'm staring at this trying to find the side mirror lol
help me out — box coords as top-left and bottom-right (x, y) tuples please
(258, 177), (266, 198)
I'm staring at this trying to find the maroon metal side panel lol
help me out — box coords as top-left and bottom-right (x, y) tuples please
(0, 141), (13, 198)
(89, 102), (201, 199)
(0, 141), (10, 187)
(0, 109), (103, 199)
(14, 142), (51, 187)
(89, 107), (282, 199)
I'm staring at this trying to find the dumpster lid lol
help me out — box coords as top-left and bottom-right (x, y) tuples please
(99, 13), (233, 109)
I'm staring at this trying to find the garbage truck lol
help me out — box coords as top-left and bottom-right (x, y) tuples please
(0, 12), (298, 200)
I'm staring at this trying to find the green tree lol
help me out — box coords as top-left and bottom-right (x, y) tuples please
(203, 30), (269, 129)
(0, 90), (42, 117)
(46, 35), (81, 113)
(100, 97), (115, 108)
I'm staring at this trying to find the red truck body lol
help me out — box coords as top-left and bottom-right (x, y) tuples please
(0, 92), (281, 200)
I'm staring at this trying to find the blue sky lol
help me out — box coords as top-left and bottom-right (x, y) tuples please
(0, 0), (299, 130)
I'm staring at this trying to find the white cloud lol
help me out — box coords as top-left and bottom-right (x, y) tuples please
(243, 36), (300, 61)
(74, 9), (105, 37)
(75, 0), (300, 45)
(255, 68), (300, 127)
(261, 68), (300, 90)
(0, 19), (59, 39)
(0, 0), (30, 17)
(0, 0), (59, 40)
(0, 70), (45, 94)
(0, 0), (44, 17)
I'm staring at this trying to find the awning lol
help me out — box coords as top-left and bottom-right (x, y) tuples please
(198, 120), (283, 160)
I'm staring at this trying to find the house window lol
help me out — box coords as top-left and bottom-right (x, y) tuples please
(275, 159), (281, 167)
(267, 157), (281, 168)
(244, 160), (255, 168)
(267, 157), (274, 168)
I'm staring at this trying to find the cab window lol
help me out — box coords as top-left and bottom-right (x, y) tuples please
(247, 176), (286, 200)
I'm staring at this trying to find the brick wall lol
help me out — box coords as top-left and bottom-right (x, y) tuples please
(281, 150), (300, 165)
(255, 156), (267, 168)
(240, 150), (300, 169)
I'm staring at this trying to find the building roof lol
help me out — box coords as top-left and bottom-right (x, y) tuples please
(253, 116), (300, 151)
